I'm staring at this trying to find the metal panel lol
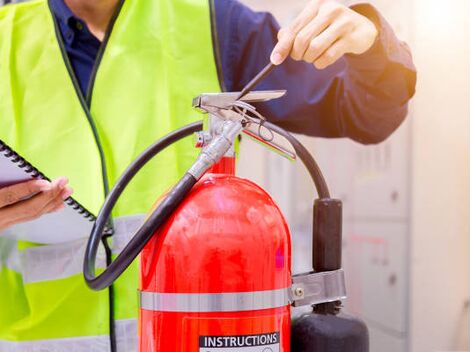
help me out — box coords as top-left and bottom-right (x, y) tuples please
(342, 220), (408, 334)
(349, 121), (411, 220)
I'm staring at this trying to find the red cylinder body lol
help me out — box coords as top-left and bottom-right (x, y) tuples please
(139, 162), (292, 351)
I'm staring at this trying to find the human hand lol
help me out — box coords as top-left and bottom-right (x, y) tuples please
(271, 0), (378, 69)
(0, 177), (73, 231)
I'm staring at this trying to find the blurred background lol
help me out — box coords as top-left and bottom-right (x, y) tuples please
(236, 1), (470, 352)
(1, 0), (469, 351)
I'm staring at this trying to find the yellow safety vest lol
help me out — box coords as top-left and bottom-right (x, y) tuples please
(0, 0), (221, 350)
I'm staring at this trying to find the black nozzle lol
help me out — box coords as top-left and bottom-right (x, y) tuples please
(313, 198), (342, 272)
(313, 198), (342, 314)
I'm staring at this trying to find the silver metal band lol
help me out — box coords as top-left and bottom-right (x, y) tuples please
(140, 288), (290, 313)
(290, 269), (347, 307)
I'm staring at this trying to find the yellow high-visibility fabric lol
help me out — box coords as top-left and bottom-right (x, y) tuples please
(0, 0), (221, 343)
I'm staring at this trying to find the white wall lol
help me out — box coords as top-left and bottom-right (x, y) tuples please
(410, 1), (470, 350)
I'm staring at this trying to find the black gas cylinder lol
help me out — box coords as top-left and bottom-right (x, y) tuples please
(291, 308), (369, 352)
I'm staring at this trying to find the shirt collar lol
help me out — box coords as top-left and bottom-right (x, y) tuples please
(49, 0), (86, 45)
(50, 0), (76, 27)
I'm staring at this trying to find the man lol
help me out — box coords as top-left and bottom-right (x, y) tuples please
(0, 0), (416, 350)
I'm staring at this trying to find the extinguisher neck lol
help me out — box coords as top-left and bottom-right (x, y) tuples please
(207, 156), (236, 175)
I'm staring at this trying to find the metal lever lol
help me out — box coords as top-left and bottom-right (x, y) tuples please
(236, 62), (276, 101)
(193, 90), (286, 113)
(242, 127), (296, 161)
(192, 90), (294, 161)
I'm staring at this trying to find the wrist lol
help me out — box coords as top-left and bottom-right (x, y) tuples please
(346, 3), (387, 71)
(350, 3), (381, 33)
(349, 3), (382, 58)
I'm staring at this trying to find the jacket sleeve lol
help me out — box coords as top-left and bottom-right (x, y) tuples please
(215, 1), (417, 144)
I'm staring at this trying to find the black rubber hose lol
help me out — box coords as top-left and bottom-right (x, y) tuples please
(84, 122), (202, 290)
(101, 235), (117, 352)
(83, 119), (330, 290)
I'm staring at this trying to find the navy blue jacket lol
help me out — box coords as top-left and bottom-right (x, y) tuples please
(50, 0), (417, 144)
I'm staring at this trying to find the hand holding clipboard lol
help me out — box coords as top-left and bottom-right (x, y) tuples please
(0, 177), (72, 232)
(0, 140), (104, 244)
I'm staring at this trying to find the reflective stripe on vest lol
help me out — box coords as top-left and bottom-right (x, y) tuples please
(20, 215), (145, 284)
(0, 0), (221, 342)
(0, 237), (21, 273)
(0, 319), (137, 352)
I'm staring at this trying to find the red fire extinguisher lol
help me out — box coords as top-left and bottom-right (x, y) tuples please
(83, 90), (368, 352)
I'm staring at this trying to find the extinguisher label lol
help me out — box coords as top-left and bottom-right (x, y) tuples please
(199, 332), (280, 352)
